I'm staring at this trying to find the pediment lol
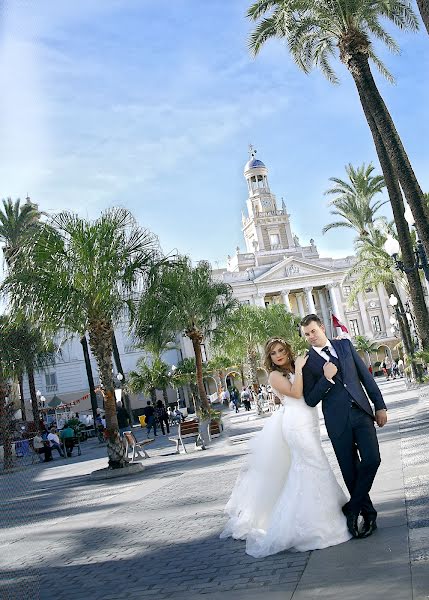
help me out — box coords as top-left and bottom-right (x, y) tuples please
(254, 257), (333, 283)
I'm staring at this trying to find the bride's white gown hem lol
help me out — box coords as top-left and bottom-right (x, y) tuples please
(220, 375), (352, 558)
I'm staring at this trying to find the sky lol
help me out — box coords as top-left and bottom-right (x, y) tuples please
(1, 0), (428, 267)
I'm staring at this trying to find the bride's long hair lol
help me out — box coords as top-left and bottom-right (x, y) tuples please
(263, 338), (295, 375)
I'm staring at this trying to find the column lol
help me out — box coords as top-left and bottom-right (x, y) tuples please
(357, 293), (372, 337)
(304, 286), (316, 314)
(328, 283), (345, 323)
(377, 284), (391, 333)
(296, 292), (306, 317)
(281, 290), (292, 312)
(318, 288), (330, 330)
(253, 293), (266, 307)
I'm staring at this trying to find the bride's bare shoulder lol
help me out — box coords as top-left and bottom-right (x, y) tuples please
(269, 370), (292, 394)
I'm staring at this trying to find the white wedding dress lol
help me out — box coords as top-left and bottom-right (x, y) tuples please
(220, 375), (352, 557)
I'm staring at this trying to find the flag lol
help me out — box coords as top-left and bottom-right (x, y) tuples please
(332, 314), (349, 333)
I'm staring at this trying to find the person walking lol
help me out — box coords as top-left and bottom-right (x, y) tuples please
(143, 401), (157, 437)
(116, 401), (131, 437)
(155, 400), (170, 435)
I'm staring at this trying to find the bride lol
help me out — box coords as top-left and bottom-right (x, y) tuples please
(220, 337), (351, 557)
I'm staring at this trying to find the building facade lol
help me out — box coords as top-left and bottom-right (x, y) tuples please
(215, 150), (398, 359)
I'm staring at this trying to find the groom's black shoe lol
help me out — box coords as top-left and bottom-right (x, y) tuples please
(360, 516), (377, 538)
(346, 512), (360, 538)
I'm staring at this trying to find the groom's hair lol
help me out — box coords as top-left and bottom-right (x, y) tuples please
(300, 314), (323, 328)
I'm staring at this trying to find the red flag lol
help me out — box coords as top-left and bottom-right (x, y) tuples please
(332, 314), (349, 333)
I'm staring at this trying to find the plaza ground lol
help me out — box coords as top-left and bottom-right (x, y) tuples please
(0, 378), (428, 600)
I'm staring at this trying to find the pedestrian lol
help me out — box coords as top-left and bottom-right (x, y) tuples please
(143, 401), (157, 437)
(116, 401), (131, 437)
(47, 426), (65, 457)
(231, 389), (240, 413)
(240, 387), (251, 411)
(155, 400), (170, 435)
(397, 358), (405, 377)
(60, 423), (76, 457)
(33, 433), (53, 462)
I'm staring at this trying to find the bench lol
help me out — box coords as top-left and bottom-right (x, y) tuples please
(123, 431), (153, 462)
(209, 420), (222, 438)
(169, 419), (206, 454)
(61, 436), (82, 458)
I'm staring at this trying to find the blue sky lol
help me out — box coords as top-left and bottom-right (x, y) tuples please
(1, 0), (428, 266)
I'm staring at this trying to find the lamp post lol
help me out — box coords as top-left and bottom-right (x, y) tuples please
(383, 209), (429, 284)
(389, 294), (420, 381)
(114, 372), (123, 404)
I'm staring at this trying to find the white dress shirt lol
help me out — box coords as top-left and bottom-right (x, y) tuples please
(313, 341), (338, 384)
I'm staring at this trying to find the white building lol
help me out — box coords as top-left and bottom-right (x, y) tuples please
(215, 149), (397, 355)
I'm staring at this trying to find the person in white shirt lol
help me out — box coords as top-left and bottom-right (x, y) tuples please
(47, 426), (65, 457)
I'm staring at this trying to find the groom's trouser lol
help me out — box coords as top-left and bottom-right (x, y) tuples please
(330, 405), (381, 518)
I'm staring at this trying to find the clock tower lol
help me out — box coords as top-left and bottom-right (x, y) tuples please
(242, 147), (295, 253)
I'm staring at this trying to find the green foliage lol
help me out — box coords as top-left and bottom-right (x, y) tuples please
(353, 335), (379, 354)
(323, 163), (387, 238)
(128, 356), (172, 396)
(0, 197), (43, 265)
(2, 207), (161, 336)
(247, 0), (418, 84)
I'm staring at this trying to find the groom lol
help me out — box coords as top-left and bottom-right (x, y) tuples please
(300, 314), (387, 538)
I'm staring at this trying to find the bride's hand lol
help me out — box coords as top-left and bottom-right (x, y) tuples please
(294, 354), (308, 372)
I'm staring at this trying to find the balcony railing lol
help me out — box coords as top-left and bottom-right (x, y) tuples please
(46, 384), (58, 393)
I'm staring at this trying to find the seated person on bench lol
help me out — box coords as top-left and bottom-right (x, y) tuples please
(60, 423), (75, 457)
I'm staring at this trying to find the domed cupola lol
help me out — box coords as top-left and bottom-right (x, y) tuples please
(244, 146), (270, 195)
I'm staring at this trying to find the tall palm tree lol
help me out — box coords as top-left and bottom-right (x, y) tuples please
(323, 163), (386, 237)
(206, 355), (232, 396)
(0, 197), (42, 265)
(0, 316), (18, 470)
(247, 0), (429, 266)
(135, 256), (237, 415)
(416, 0), (429, 33)
(2, 208), (161, 469)
(347, 231), (422, 379)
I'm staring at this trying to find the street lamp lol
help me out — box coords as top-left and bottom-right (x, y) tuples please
(383, 210), (429, 283)
(114, 372), (123, 403)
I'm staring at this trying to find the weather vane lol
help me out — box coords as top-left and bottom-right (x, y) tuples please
(248, 144), (257, 159)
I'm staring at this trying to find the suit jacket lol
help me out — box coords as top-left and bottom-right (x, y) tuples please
(302, 338), (386, 438)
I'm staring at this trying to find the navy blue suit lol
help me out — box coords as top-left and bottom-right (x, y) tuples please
(303, 338), (386, 518)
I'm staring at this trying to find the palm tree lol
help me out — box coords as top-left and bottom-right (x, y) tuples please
(353, 335), (379, 369)
(347, 230), (422, 379)
(2, 208), (161, 469)
(247, 0), (429, 268)
(323, 163), (386, 237)
(416, 0), (429, 34)
(206, 354), (232, 396)
(135, 256), (237, 415)
(0, 316), (18, 470)
(213, 303), (304, 392)
(128, 356), (172, 405)
(0, 197), (42, 265)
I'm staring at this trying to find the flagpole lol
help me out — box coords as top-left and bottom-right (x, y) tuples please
(329, 309), (334, 339)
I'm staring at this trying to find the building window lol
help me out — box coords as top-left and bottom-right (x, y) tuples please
(349, 319), (360, 337)
(270, 233), (280, 247)
(371, 315), (382, 333)
(343, 285), (351, 297)
(45, 372), (58, 393)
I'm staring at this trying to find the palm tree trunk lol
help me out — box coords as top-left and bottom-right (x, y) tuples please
(246, 348), (259, 394)
(190, 335), (210, 413)
(0, 381), (14, 470)
(416, 0), (429, 34)
(345, 49), (429, 262)
(18, 375), (26, 421)
(88, 319), (127, 469)
(385, 282), (419, 381)
(162, 387), (169, 407)
(351, 69), (429, 349)
(112, 332), (133, 423)
(239, 365), (245, 387)
(27, 367), (40, 432)
(80, 334), (99, 431)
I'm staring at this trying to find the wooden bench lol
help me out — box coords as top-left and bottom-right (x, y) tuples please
(169, 419), (206, 454)
(123, 431), (153, 462)
(209, 420), (222, 438)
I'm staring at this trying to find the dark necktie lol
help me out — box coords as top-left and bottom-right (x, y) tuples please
(322, 346), (340, 371)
